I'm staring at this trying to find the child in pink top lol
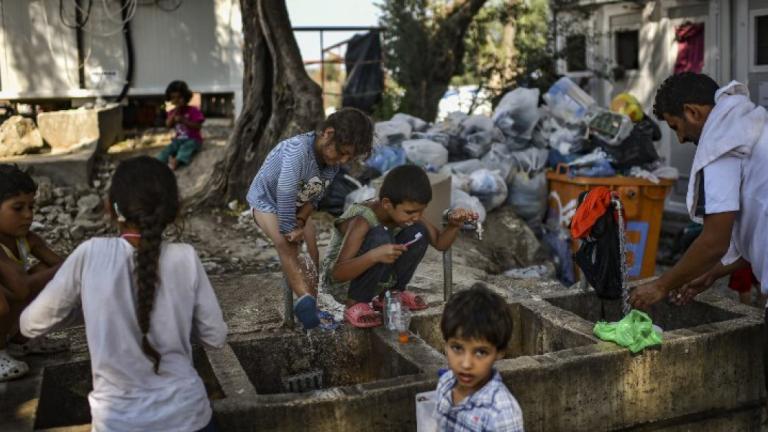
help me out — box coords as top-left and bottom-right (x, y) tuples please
(157, 80), (205, 170)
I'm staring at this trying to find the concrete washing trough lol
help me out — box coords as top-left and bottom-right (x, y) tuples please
(409, 302), (596, 359)
(32, 284), (765, 431)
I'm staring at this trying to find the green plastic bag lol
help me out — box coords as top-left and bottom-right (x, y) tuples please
(593, 310), (663, 353)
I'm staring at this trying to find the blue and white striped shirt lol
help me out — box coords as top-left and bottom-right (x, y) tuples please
(246, 132), (339, 234)
(436, 370), (525, 432)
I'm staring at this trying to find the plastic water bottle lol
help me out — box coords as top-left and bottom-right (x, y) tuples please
(385, 291), (402, 332)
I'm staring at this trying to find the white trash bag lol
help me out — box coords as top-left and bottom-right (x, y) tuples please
(402, 139), (449, 169)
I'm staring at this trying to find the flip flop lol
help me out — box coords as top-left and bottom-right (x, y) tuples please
(344, 303), (382, 328)
(400, 291), (428, 311)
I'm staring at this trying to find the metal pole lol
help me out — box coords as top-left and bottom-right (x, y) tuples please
(283, 277), (294, 329)
(443, 249), (453, 301)
(320, 30), (325, 108)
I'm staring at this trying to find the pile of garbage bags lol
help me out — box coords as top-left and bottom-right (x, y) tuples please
(320, 77), (680, 286)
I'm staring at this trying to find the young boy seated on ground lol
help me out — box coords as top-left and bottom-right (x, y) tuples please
(0, 165), (68, 381)
(322, 164), (478, 328)
(436, 284), (524, 431)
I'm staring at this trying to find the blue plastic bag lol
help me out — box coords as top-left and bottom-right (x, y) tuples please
(366, 145), (406, 173)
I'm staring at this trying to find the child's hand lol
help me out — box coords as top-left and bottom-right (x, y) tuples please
(447, 208), (479, 227)
(285, 228), (304, 243)
(370, 244), (407, 264)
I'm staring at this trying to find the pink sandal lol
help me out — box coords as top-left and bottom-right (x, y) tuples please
(400, 291), (428, 311)
(344, 303), (382, 328)
(372, 291), (428, 311)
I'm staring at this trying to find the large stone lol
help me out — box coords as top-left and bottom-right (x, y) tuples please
(36, 104), (122, 153)
(471, 206), (547, 274)
(0, 116), (44, 157)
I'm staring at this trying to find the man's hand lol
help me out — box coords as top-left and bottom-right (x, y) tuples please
(629, 280), (668, 310)
(669, 272), (716, 306)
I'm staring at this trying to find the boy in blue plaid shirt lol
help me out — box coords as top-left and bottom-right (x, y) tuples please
(436, 284), (524, 432)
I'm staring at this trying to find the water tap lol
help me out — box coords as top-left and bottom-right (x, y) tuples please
(443, 209), (483, 240)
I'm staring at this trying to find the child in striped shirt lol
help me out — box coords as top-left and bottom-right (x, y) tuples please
(246, 108), (374, 329)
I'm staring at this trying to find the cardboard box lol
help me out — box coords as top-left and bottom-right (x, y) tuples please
(371, 171), (452, 228)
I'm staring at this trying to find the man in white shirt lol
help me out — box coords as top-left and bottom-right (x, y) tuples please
(630, 73), (768, 339)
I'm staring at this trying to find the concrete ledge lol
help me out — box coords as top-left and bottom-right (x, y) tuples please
(3, 141), (98, 186)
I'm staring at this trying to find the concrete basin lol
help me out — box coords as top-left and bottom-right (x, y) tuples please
(229, 328), (421, 394)
(33, 346), (223, 430)
(545, 291), (741, 330)
(409, 303), (596, 359)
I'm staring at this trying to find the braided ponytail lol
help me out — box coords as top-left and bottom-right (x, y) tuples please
(109, 156), (179, 375)
(135, 218), (165, 373)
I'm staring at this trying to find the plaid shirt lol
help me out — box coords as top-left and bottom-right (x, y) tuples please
(435, 370), (524, 432)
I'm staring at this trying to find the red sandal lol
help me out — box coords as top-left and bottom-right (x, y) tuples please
(372, 291), (428, 311)
(344, 303), (382, 328)
(400, 291), (428, 311)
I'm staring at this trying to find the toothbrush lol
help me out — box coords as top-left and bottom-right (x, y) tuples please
(402, 232), (423, 247)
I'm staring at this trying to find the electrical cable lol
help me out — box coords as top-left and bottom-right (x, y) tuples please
(115, 0), (134, 103)
(60, 0), (93, 29)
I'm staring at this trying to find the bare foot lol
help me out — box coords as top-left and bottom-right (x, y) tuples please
(168, 157), (178, 171)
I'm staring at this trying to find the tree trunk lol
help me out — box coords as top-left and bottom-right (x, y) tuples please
(398, 0), (488, 121)
(195, 0), (323, 206)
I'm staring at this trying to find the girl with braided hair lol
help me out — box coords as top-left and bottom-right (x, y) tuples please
(20, 156), (227, 432)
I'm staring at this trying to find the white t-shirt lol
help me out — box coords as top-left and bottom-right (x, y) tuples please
(20, 238), (227, 432)
(699, 123), (768, 297)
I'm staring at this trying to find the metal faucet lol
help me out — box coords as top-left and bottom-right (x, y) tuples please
(442, 210), (483, 301)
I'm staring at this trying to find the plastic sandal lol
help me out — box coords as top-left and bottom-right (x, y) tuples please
(400, 291), (428, 311)
(0, 350), (29, 381)
(7, 335), (69, 357)
(344, 303), (382, 328)
(373, 291), (428, 311)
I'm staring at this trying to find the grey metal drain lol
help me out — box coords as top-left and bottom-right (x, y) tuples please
(282, 369), (324, 393)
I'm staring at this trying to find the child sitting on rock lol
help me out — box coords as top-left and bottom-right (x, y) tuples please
(246, 107), (374, 330)
(157, 80), (205, 170)
(436, 284), (524, 431)
(0, 164), (68, 381)
(21, 156), (227, 431)
(322, 164), (478, 328)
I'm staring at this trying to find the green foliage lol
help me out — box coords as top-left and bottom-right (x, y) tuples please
(371, 81), (405, 121)
(378, 0), (434, 111)
(460, 0), (613, 105)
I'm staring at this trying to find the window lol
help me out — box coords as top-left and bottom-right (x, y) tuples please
(757, 15), (768, 66)
(565, 35), (587, 72)
(615, 30), (639, 70)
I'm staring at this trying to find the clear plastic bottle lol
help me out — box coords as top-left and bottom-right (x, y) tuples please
(385, 291), (402, 331)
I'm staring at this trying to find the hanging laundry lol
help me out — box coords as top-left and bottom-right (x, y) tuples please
(571, 188), (625, 300)
(674, 23), (705, 74)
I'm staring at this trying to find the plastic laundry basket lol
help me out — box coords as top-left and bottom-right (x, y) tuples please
(546, 164), (673, 279)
